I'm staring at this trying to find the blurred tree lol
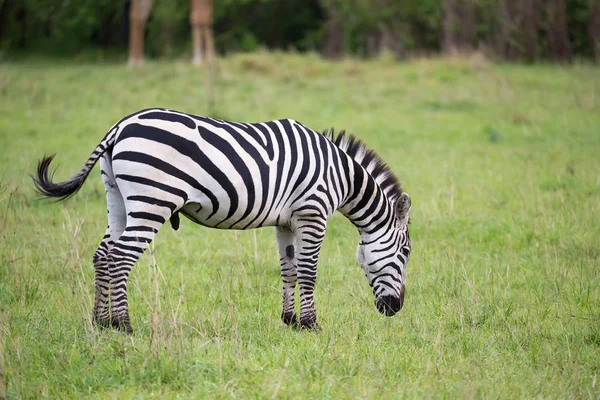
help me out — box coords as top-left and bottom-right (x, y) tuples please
(443, 0), (476, 54)
(0, 0), (124, 54)
(519, 0), (542, 61)
(322, 4), (344, 59)
(0, 0), (598, 62)
(493, 0), (514, 58)
(145, 0), (189, 57)
(213, 0), (324, 53)
(590, 0), (600, 60)
(488, 0), (542, 61)
(545, 0), (572, 60)
(443, 0), (458, 53)
(319, 0), (433, 58)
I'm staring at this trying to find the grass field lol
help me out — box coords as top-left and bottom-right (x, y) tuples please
(0, 52), (599, 398)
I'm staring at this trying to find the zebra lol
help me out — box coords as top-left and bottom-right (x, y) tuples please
(33, 108), (412, 333)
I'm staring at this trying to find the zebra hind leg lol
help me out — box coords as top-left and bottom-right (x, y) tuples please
(106, 202), (171, 333)
(92, 232), (115, 329)
(275, 227), (298, 326)
(93, 159), (127, 328)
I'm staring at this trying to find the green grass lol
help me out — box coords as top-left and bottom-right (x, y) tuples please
(1, 52), (599, 398)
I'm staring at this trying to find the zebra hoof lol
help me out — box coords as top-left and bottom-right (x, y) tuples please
(281, 311), (298, 326)
(111, 316), (134, 334)
(92, 314), (111, 330)
(299, 316), (321, 331)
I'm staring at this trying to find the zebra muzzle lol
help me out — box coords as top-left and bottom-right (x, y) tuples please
(375, 290), (404, 316)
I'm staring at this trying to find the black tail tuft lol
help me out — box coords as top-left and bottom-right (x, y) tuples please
(32, 155), (88, 201)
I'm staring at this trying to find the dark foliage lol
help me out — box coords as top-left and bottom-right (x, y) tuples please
(0, 0), (598, 61)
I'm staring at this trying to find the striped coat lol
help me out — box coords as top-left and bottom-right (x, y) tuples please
(34, 109), (412, 332)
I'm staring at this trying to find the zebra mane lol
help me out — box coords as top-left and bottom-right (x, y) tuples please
(323, 129), (403, 202)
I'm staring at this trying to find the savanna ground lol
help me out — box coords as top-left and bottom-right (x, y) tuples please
(0, 52), (599, 398)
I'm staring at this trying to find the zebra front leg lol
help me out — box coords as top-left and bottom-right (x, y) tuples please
(294, 219), (326, 330)
(275, 227), (298, 326)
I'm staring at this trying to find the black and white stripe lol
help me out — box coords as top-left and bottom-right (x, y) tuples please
(33, 108), (412, 332)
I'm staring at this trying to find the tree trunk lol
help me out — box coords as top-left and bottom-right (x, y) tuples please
(366, 30), (383, 58)
(458, 0), (477, 51)
(546, 0), (571, 61)
(499, 0), (541, 61)
(324, 9), (344, 59)
(488, 0), (512, 59)
(590, 0), (600, 61)
(443, 0), (458, 54)
(128, 0), (154, 67)
(381, 21), (404, 57)
(519, 0), (541, 61)
(502, 0), (517, 59)
(443, 0), (476, 54)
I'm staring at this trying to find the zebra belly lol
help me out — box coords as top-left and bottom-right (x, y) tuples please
(179, 202), (285, 230)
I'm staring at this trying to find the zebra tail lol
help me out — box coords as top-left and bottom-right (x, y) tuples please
(32, 128), (118, 201)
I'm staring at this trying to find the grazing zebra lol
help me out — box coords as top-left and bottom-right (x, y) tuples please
(33, 108), (412, 333)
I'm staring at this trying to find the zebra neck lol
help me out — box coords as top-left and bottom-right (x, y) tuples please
(338, 162), (394, 236)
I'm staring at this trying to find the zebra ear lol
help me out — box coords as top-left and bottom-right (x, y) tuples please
(396, 192), (411, 224)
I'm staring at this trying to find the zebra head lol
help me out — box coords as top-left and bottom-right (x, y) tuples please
(357, 192), (411, 316)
